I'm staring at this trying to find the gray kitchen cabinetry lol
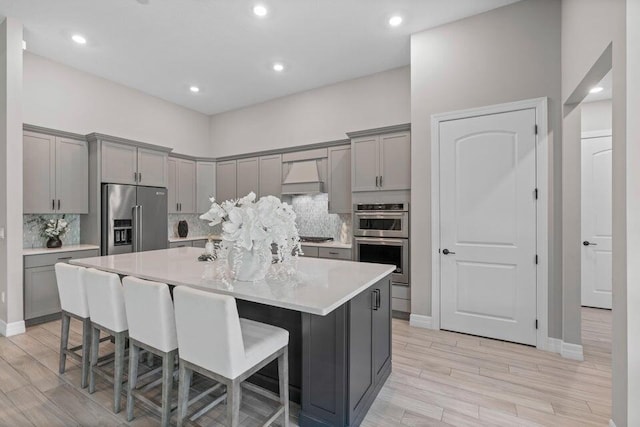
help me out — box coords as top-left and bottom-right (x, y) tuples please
(299, 245), (319, 257)
(216, 160), (237, 202)
(169, 241), (193, 248)
(318, 247), (352, 260)
(196, 162), (216, 213)
(351, 131), (410, 192)
(168, 157), (196, 214)
(24, 248), (99, 325)
(236, 157), (259, 198)
(259, 154), (282, 198)
(327, 145), (351, 214)
(24, 131), (88, 214)
(101, 141), (168, 187)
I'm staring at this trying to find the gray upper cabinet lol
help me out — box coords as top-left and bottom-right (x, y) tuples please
(379, 132), (411, 191)
(236, 157), (259, 198)
(216, 160), (237, 202)
(351, 136), (379, 192)
(351, 131), (410, 192)
(101, 141), (168, 187)
(328, 145), (351, 214)
(101, 141), (138, 185)
(196, 162), (216, 213)
(168, 157), (196, 213)
(259, 154), (282, 199)
(24, 131), (88, 214)
(137, 147), (168, 187)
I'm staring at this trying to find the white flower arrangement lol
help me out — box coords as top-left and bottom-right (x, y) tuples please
(200, 192), (301, 280)
(42, 217), (69, 239)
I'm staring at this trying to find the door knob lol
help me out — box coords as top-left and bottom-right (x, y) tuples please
(583, 241), (598, 246)
(442, 248), (456, 255)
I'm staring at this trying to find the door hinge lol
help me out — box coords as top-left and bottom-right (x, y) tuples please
(535, 319), (538, 329)
(535, 124), (538, 135)
(535, 254), (539, 265)
(534, 188), (538, 199)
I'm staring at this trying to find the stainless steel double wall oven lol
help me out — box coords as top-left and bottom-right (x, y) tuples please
(353, 203), (409, 285)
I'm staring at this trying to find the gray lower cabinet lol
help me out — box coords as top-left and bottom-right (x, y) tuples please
(169, 241), (193, 248)
(191, 239), (207, 248)
(318, 247), (352, 260)
(24, 249), (99, 324)
(299, 245), (319, 257)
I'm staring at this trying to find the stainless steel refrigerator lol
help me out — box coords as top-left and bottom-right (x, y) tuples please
(102, 184), (168, 255)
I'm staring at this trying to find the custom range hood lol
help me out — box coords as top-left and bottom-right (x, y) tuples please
(281, 148), (327, 195)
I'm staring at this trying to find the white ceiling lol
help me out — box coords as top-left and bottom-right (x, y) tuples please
(583, 70), (612, 103)
(0, 0), (519, 115)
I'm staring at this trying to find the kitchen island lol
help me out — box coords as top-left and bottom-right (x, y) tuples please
(71, 247), (394, 427)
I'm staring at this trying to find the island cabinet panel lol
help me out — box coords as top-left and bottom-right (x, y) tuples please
(300, 275), (392, 427)
(216, 160), (237, 202)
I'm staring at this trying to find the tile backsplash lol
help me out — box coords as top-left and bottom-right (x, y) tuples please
(168, 214), (221, 238)
(23, 214), (81, 248)
(290, 193), (352, 243)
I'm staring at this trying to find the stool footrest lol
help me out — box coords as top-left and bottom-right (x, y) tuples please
(189, 391), (227, 422)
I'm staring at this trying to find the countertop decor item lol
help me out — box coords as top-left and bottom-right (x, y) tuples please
(26, 215), (71, 248)
(200, 192), (301, 281)
(177, 220), (189, 238)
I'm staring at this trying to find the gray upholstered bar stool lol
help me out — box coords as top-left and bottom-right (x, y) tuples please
(84, 267), (129, 413)
(123, 276), (178, 427)
(174, 286), (290, 427)
(54, 263), (91, 388)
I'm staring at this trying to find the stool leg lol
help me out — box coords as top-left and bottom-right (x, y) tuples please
(177, 361), (192, 427)
(80, 318), (91, 388)
(146, 351), (154, 368)
(161, 350), (177, 427)
(126, 342), (140, 422)
(278, 348), (290, 427)
(226, 379), (240, 427)
(89, 326), (100, 394)
(113, 332), (126, 413)
(59, 313), (70, 374)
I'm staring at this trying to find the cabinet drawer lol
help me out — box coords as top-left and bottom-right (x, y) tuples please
(192, 240), (207, 248)
(24, 249), (99, 269)
(24, 265), (60, 320)
(392, 297), (410, 313)
(169, 241), (193, 249)
(391, 284), (410, 300)
(318, 247), (352, 260)
(299, 245), (319, 257)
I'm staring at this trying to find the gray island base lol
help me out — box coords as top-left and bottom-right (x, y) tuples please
(70, 248), (394, 427)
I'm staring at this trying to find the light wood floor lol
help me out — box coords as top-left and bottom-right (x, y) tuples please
(0, 307), (611, 426)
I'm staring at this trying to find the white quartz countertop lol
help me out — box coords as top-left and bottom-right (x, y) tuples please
(23, 244), (100, 256)
(70, 247), (393, 316)
(299, 241), (352, 249)
(168, 235), (222, 243)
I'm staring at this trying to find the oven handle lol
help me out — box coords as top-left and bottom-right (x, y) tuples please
(355, 212), (407, 218)
(354, 237), (406, 246)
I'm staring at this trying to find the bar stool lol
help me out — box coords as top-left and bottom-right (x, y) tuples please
(54, 263), (91, 388)
(123, 276), (178, 427)
(84, 268), (129, 413)
(173, 286), (290, 427)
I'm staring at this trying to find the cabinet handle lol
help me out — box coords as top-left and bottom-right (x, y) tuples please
(57, 256), (72, 261)
(329, 251), (339, 255)
(375, 176), (379, 187)
(138, 172), (142, 182)
(379, 176), (383, 187)
(58, 199), (61, 210)
(52, 199), (55, 210)
(372, 290), (378, 310)
(376, 289), (381, 309)
(176, 203), (180, 211)
(134, 172), (138, 182)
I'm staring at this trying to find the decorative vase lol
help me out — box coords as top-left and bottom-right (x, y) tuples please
(177, 220), (189, 238)
(228, 246), (272, 282)
(46, 236), (62, 248)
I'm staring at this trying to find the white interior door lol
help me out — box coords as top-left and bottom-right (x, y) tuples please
(581, 135), (612, 309)
(439, 109), (537, 346)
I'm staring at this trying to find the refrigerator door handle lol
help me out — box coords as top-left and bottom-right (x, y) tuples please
(137, 205), (143, 252)
(132, 205), (142, 252)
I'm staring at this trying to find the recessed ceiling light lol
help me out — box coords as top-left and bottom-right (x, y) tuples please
(71, 34), (87, 45)
(589, 86), (604, 94)
(22, 40), (26, 50)
(273, 63), (284, 72)
(389, 16), (403, 27)
(253, 5), (268, 17)
(189, 86), (200, 93)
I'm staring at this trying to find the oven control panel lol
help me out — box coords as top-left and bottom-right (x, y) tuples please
(354, 203), (408, 212)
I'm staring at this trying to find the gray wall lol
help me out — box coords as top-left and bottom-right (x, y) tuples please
(23, 52), (211, 157)
(0, 18), (24, 329)
(409, 0), (563, 337)
(208, 66), (410, 157)
(561, 0), (627, 424)
(581, 100), (612, 133)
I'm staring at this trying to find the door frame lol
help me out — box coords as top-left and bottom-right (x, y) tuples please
(430, 97), (549, 350)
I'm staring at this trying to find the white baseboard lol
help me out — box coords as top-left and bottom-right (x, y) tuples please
(409, 314), (433, 329)
(547, 337), (584, 361)
(609, 419), (616, 427)
(0, 319), (26, 337)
